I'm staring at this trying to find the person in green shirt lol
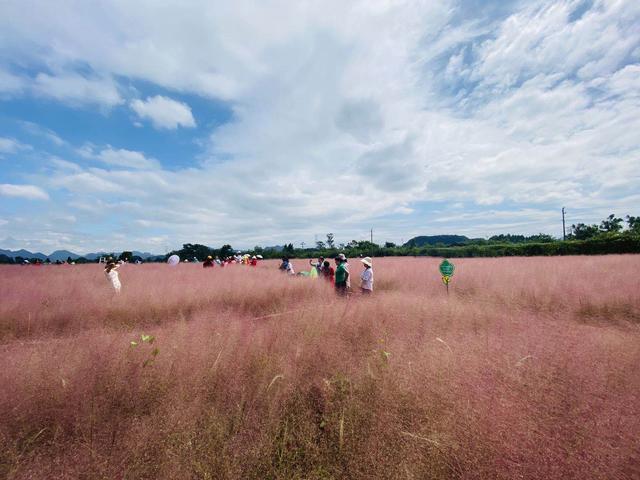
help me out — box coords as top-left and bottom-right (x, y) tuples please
(334, 253), (349, 295)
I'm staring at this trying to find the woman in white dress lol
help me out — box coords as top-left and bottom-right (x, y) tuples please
(104, 260), (121, 293)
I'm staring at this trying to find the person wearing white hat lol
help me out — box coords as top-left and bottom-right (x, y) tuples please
(360, 257), (373, 294)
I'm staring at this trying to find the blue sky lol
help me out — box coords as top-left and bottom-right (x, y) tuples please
(0, 0), (639, 254)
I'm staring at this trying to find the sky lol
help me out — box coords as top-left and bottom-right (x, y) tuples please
(0, 0), (639, 254)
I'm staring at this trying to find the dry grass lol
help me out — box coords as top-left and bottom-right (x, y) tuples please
(1, 256), (640, 479)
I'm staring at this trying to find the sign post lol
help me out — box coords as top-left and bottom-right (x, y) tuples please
(439, 259), (455, 294)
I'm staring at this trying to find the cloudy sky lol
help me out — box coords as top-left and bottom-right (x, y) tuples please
(1, 0), (639, 254)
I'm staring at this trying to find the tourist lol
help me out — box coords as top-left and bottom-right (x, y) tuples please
(334, 254), (349, 295)
(250, 255), (258, 266)
(309, 256), (324, 273)
(322, 260), (334, 282)
(104, 260), (121, 293)
(280, 257), (295, 275)
(286, 259), (295, 275)
(203, 255), (214, 268)
(360, 257), (373, 294)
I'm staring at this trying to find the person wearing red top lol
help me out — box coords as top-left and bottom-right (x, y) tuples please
(322, 260), (334, 282)
(250, 256), (258, 266)
(203, 256), (214, 268)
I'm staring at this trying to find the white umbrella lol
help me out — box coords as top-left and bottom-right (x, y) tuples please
(167, 254), (180, 266)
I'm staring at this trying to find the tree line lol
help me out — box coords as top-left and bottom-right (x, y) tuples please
(2, 213), (639, 264)
(165, 213), (640, 261)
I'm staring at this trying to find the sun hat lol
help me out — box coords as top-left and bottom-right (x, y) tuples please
(336, 253), (347, 261)
(361, 257), (373, 267)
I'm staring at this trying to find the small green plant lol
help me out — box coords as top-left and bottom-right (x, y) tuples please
(130, 333), (159, 367)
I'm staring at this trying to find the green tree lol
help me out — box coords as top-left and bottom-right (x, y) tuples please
(119, 251), (133, 262)
(569, 223), (600, 240)
(600, 214), (623, 233)
(326, 233), (335, 249)
(315, 240), (326, 249)
(384, 242), (396, 248)
(626, 215), (640, 234)
(346, 239), (359, 249)
(219, 244), (234, 258)
(527, 234), (555, 243)
(178, 243), (212, 261)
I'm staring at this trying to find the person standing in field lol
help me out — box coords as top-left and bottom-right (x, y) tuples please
(334, 254), (349, 295)
(309, 256), (324, 273)
(280, 257), (295, 275)
(203, 256), (214, 268)
(360, 257), (373, 294)
(286, 259), (295, 275)
(250, 256), (258, 266)
(341, 253), (351, 289)
(322, 260), (334, 282)
(104, 260), (121, 293)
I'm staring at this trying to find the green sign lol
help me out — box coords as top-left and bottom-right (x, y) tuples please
(439, 259), (455, 277)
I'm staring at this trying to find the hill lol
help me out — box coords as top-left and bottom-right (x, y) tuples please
(403, 235), (470, 247)
(0, 248), (157, 262)
(0, 248), (47, 261)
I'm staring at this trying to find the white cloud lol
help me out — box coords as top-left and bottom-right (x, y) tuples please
(50, 157), (82, 172)
(76, 144), (160, 169)
(97, 147), (160, 169)
(0, 0), (639, 251)
(0, 184), (49, 200)
(469, 1), (640, 89)
(51, 170), (124, 194)
(0, 137), (31, 154)
(130, 95), (196, 129)
(20, 121), (66, 146)
(32, 73), (123, 107)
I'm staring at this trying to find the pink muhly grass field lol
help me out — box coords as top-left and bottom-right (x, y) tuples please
(1, 256), (639, 479)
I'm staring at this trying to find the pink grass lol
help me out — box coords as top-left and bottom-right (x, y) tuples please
(1, 256), (639, 478)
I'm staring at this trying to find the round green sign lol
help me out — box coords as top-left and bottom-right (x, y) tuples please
(439, 259), (455, 277)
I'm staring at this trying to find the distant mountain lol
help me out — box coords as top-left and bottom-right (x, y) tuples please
(403, 235), (471, 247)
(132, 251), (155, 259)
(0, 248), (158, 261)
(48, 250), (81, 262)
(0, 248), (47, 260)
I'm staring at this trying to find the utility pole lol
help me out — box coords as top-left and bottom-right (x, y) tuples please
(562, 207), (566, 241)
(370, 228), (373, 244)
